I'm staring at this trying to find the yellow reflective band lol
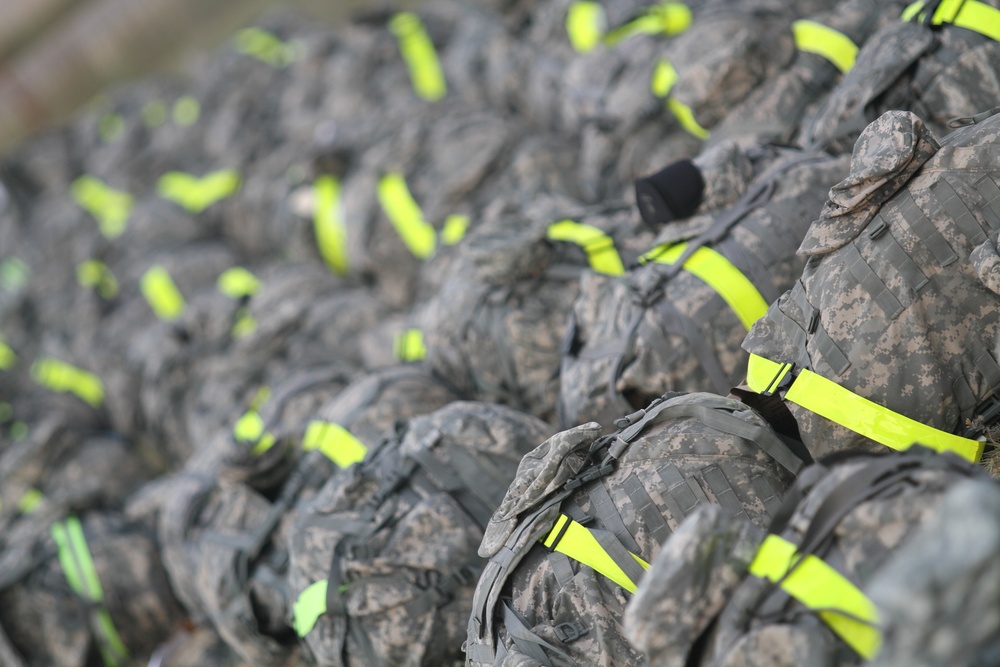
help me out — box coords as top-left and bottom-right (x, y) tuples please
(172, 96), (200, 127)
(98, 113), (125, 143)
(18, 488), (44, 514)
(641, 243), (769, 330)
(542, 514), (649, 593)
(303, 420), (368, 469)
(792, 20), (858, 73)
(0, 340), (16, 370)
(604, 3), (693, 45)
(749, 534), (881, 659)
(293, 579), (329, 637)
(71, 176), (133, 239)
(394, 328), (427, 362)
(746, 354), (985, 462)
(0, 257), (30, 291)
(31, 357), (104, 408)
(904, 0), (1000, 40)
(141, 100), (168, 128)
(234, 27), (299, 68)
(231, 307), (258, 339)
(377, 173), (437, 259)
(566, 1), (607, 52)
(313, 175), (349, 275)
(217, 267), (261, 299)
(441, 214), (470, 246)
(140, 266), (186, 321)
(157, 169), (241, 214)
(77, 260), (119, 299)
(546, 220), (626, 276)
(389, 12), (447, 102)
(650, 60), (710, 139)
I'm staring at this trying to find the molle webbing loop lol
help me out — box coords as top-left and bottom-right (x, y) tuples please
(792, 20), (859, 73)
(902, 0), (1000, 40)
(51, 517), (130, 667)
(540, 514), (650, 593)
(640, 242), (769, 330)
(546, 220), (626, 276)
(389, 12), (447, 101)
(748, 534), (881, 659)
(746, 354), (985, 462)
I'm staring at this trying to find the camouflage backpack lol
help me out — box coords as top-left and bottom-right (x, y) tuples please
(741, 109), (1000, 461)
(559, 149), (849, 428)
(625, 447), (994, 667)
(287, 401), (551, 667)
(466, 391), (809, 667)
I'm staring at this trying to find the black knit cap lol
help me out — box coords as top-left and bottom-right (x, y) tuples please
(634, 159), (705, 227)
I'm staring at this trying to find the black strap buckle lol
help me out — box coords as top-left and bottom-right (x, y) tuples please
(553, 621), (588, 644)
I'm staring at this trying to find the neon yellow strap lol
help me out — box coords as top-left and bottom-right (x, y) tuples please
(792, 20), (859, 73)
(303, 420), (368, 469)
(747, 354), (985, 462)
(0, 340), (16, 370)
(32, 357), (104, 408)
(441, 214), (470, 246)
(903, 0), (1000, 40)
(650, 60), (710, 139)
(217, 267), (261, 299)
(314, 175), (349, 275)
(377, 173), (437, 259)
(18, 488), (44, 514)
(157, 169), (241, 214)
(541, 514), (649, 593)
(394, 328), (427, 362)
(140, 266), (186, 321)
(604, 3), (693, 44)
(389, 12), (447, 101)
(51, 517), (130, 666)
(641, 242), (769, 330)
(293, 579), (329, 637)
(750, 534), (880, 659)
(71, 176), (133, 239)
(171, 96), (200, 127)
(77, 260), (119, 299)
(234, 27), (299, 68)
(233, 409), (276, 456)
(566, 1), (607, 52)
(546, 220), (626, 275)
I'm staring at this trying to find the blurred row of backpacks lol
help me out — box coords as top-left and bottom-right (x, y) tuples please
(1, 0), (1000, 664)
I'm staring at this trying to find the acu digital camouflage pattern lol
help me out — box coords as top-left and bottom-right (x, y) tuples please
(467, 392), (797, 667)
(743, 110), (1000, 457)
(625, 448), (993, 667)
(559, 149), (849, 428)
(288, 401), (551, 667)
(0, 510), (186, 667)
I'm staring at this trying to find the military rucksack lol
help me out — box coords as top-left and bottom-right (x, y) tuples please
(559, 149), (849, 428)
(625, 447), (995, 667)
(287, 401), (551, 667)
(466, 391), (808, 667)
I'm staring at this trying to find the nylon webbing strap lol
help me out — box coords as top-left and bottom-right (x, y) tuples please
(746, 354), (985, 461)
(903, 0), (1000, 41)
(51, 517), (130, 667)
(31, 357), (105, 408)
(546, 220), (626, 275)
(792, 20), (858, 73)
(313, 175), (349, 275)
(642, 242), (769, 330)
(140, 266), (186, 321)
(71, 176), (132, 239)
(156, 169), (241, 214)
(293, 579), (328, 637)
(749, 534), (880, 659)
(377, 173), (438, 259)
(651, 59), (710, 140)
(389, 12), (447, 101)
(541, 514), (649, 593)
(303, 420), (368, 469)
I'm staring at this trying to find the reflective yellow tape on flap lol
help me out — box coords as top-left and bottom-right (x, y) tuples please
(217, 267), (261, 299)
(293, 579), (329, 637)
(0, 340), (16, 370)
(71, 176), (133, 239)
(377, 173), (437, 259)
(157, 169), (241, 214)
(746, 354), (985, 462)
(394, 328), (427, 362)
(303, 420), (367, 469)
(642, 243), (769, 330)
(140, 266), (186, 321)
(750, 534), (881, 659)
(546, 220), (626, 276)
(792, 20), (858, 73)
(542, 514), (649, 593)
(650, 60), (710, 139)
(389, 12), (447, 101)
(566, 1), (607, 52)
(32, 357), (104, 408)
(313, 175), (349, 275)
